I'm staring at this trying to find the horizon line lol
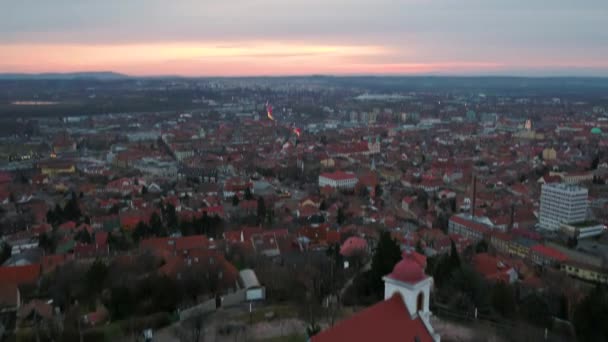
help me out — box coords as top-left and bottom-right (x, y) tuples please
(2, 71), (608, 79)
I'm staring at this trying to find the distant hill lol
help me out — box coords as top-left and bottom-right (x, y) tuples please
(0, 72), (129, 80)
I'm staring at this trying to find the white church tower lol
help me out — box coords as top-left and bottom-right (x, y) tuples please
(382, 251), (440, 341)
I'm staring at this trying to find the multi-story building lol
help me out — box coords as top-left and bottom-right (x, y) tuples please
(539, 183), (588, 231)
(318, 171), (358, 190)
(448, 214), (491, 242)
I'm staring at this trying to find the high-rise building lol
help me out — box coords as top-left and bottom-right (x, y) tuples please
(539, 183), (588, 231)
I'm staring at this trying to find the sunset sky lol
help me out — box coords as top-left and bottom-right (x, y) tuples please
(1, 0), (607, 76)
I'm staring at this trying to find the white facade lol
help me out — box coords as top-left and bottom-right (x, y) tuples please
(382, 272), (440, 342)
(539, 183), (588, 231)
(318, 173), (358, 189)
(133, 158), (178, 178)
(383, 277), (432, 317)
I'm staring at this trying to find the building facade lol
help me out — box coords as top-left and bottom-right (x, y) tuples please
(448, 214), (491, 242)
(539, 183), (588, 231)
(318, 171), (358, 190)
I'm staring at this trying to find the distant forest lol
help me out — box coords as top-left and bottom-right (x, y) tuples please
(1, 76), (608, 119)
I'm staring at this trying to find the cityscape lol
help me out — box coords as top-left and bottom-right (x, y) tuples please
(1, 2), (608, 342)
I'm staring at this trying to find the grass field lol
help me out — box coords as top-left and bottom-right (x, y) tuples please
(238, 305), (300, 324)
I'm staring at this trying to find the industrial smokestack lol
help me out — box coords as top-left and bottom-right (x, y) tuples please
(471, 175), (477, 218)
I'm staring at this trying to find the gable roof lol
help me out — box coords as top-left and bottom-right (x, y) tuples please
(312, 293), (434, 342)
(0, 264), (41, 285)
(530, 244), (568, 262)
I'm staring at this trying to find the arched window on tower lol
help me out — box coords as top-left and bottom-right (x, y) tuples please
(417, 292), (424, 312)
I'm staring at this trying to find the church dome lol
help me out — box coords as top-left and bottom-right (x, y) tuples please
(388, 253), (426, 283)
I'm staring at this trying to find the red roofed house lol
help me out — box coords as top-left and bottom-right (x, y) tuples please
(473, 253), (518, 284)
(0, 171), (12, 184)
(140, 235), (210, 256)
(0, 282), (21, 314)
(312, 251), (440, 342)
(529, 244), (568, 266)
(318, 171), (358, 190)
(0, 264), (41, 286)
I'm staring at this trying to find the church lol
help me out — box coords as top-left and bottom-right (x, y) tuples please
(312, 251), (441, 342)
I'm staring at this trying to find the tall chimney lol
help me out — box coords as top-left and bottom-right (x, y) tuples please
(471, 175), (477, 218)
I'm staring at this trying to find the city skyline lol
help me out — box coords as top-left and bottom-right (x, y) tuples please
(2, 0), (607, 76)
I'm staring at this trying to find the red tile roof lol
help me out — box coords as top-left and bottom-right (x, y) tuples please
(402, 196), (415, 205)
(0, 283), (19, 308)
(472, 253), (513, 283)
(58, 221), (77, 231)
(449, 215), (491, 234)
(140, 235), (210, 255)
(95, 231), (109, 247)
(0, 264), (41, 285)
(530, 244), (568, 262)
(312, 293), (434, 342)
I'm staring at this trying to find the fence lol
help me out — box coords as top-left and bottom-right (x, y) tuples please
(179, 289), (246, 320)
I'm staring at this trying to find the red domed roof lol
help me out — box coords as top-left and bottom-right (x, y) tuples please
(388, 253), (426, 283)
(340, 236), (368, 257)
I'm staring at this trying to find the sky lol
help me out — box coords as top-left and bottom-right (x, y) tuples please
(1, 0), (607, 76)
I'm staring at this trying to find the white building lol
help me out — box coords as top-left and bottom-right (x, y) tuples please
(312, 252), (440, 341)
(539, 183), (588, 231)
(133, 158), (178, 178)
(318, 171), (358, 190)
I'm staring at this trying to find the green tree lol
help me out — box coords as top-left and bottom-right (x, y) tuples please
(244, 187), (253, 200)
(490, 282), (516, 318)
(86, 260), (108, 296)
(164, 203), (178, 229)
(109, 204), (120, 215)
(415, 240), (424, 254)
(319, 200), (328, 211)
(257, 196), (266, 223)
(591, 154), (600, 170)
(337, 207), (345, 225)
(326, 243), (344, 271)
(133, 221), (150, 242)
(375, 184), (383, 197)
(74, 229), (92, 244)
(266, 208), (274, 225)
(107, 286), (134, 320)
(63, 191), (82, 221)
(520, 293), (552, 327)
(370, 231), (402, 299)
(449, 239), (461, 269)
(573, 286), (608, 341)
(475, 240), (489, 254)
(149, 211), (164, 236)
(38, 233), (57, 254)
(0, 243), (11, 264)
(359, 186), (369, 198)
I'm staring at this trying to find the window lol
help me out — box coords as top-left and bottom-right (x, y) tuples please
(417, 292), (424, 312)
